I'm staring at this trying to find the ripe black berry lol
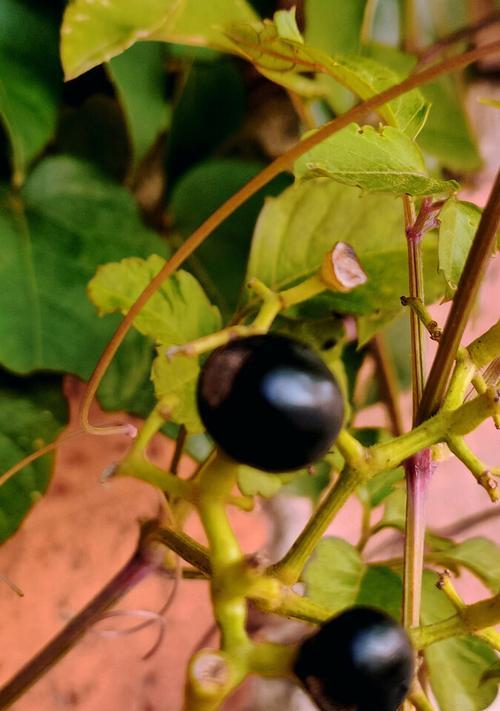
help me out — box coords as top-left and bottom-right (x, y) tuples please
(294, 607), (414, 711)
(196, 333), (344, 472)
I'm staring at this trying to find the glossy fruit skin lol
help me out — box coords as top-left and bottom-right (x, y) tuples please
(196, 333), (344, 472)
(294, 607), (414, 711)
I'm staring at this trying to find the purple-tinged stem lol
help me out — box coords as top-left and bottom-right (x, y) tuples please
(402, 198), (441, 632)
(403, 449), (434, 628)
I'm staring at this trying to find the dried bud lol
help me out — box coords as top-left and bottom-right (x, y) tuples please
(320, 242), (368, 292)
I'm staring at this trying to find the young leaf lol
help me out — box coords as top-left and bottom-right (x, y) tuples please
(294, 124), (459, 197)
(363, 44), (481, 172)
(246, 179), (445, 341)
(422, 572), (499, 711)
(150, 0), (258, 50)
(63, 0), (256, 79)
(438, 198), (482, 301)
(61, 0), (181, 80)
(0, 373), (67, 543)
(151, 354), (203, 433)
(237, 467), (282, 498)
(0, 0), (62, 181)
(88, 255), (221, 432)
(224, 15), (428, 137)
(88, 255), (222, 346)
(0, 156), (167, 378)
(108, 42), (171, 169)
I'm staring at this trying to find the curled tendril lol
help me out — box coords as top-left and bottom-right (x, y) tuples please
(91, 498), (181, 659)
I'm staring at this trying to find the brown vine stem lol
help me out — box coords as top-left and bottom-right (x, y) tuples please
(0, 524), (163, 710)
(418, 169), (500, 422)
(79, 40), (500, 435)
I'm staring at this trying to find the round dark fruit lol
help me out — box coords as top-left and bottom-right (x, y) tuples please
(196, 333), (344, 472)
(294, 607), (414, 711)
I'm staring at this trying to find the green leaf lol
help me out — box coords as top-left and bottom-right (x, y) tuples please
(355, 565), (403, 620)
(362, 44), (481, 172)
(108, 42), (171, 169)
(422, 571), (499, 711)
(151, 0), (258, 50)
(303, 537), (403, 618)
(431, 537), (500, 593)
(237, 467), (282, 498)
(170, 159), (290, 316)
(151, 353), (202, 433)
(225, 17), (428, 136)
(88, 254), (222, 346)
(0, 156), (167, 377)
(61, 0), (180, 80)
(0, 373), (67, 543)
(438, 198), (482, 301)
(57, 96), (130, 181)
(303, 537), (365, 613)
(246, 178), (445, 341)
(295, 124), (459, 196)
(419, 78), (482, 173)
(0, 0), (62, 181)
(166, 62), (245, 187)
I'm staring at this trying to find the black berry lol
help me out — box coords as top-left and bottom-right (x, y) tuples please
(196, 333), (344, 472)
(294, 607), (414, 711)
